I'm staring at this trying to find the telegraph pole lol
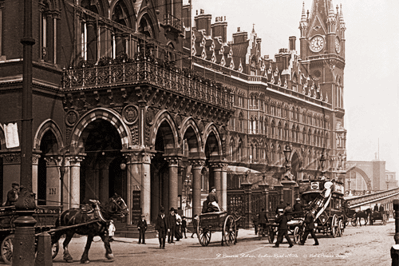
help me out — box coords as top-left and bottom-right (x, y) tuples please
(13, 0), (37, 265)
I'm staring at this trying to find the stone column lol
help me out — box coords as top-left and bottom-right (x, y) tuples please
(189, 159), (205, 217)
(281, 180), (297, 207)
(125, 150), (154, 224)
(221, 165), (228, 211)
(164, 156), (181, 211)
(44, 156), (60, 205)
(31, 153), (41, 204)
(209, 162), (227, 210)
(86, 18), (97, 63)
(241, 176), (252, 229)
(69, 155), (84, 208)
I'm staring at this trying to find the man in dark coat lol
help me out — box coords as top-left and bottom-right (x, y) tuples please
(273, 209), (294, 248)
(259, 208), (269, 232)
(253, 213), (259, 234)
(155, 207), (167, 249)
(191, 214), (199, 238)
(137, 214), (147, 244)
(299, 211), (319, 246)
(207, 187), (220, 212)
(5, 183), (19, 206)
(293, 198), (304, 217)
(167, 208), (176, 244)
(276, 200), (287, 215)
(181, 216), (187, 238)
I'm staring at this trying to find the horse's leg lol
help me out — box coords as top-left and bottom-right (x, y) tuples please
(80, 234), (94, 264)
(62, 231), (74, 263)
(100, 234), (114, 261)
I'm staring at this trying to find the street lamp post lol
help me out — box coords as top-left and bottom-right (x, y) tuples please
(283, 145), (293, 181)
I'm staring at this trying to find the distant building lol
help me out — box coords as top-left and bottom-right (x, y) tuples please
(386, 171), (398, 190)
(346, 160), (397, 194)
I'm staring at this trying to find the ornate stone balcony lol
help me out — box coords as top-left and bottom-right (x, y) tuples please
(62, 57), (233, 111)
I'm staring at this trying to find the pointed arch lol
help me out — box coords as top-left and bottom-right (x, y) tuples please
(203, 123), (223, 156)
(69, 108), (131, 153)
(150, 110), (179, 150)
(34, 119), (64, 151)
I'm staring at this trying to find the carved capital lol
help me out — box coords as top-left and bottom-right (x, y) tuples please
(209, 162), (228, 169)
(0, 152), (21, 164)
(189, 159), (206, 169)
(163, 156), (182, 166)
(124, 150), (155, 164)
(32, 154), (41, 165)
(69, 155), (85, 165)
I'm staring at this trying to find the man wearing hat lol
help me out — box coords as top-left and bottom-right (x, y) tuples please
(155, 207), (167, 249)
(293, 198), (304, 218)
(207, 187), (220, 212)
(137, 214), (147, 244)
(5, 183), (19, 206)
(167, 208), (176, 244)
(273, 208), (294, 248)
(275, 200), (286, 215)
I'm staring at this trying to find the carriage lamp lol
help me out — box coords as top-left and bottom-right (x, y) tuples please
(120, 161), (127, 170)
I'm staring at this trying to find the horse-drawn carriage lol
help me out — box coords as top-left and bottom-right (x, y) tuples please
(370, 209), (388, 225)
(0, 205), (61, 264)
(0, 194), (128, 264)
(197, 210), (240, 246)
(298, 179), (346, 238)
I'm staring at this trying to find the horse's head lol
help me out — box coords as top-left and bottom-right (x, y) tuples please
(108, 194), (129, 218)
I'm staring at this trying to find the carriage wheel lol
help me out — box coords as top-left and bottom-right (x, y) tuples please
(293, 226), (301, 244)
(222, 215), (236, 246)
(198, 227), (211, 246)
(383, 214), (387, 225)
(1, 234), (14, 264)
(331, 215), (338, 238)
(351, 215), (357, 226)
(52, 240), (59, 259)
(268, 227), (275, 244)
(337, 220), (343, 237)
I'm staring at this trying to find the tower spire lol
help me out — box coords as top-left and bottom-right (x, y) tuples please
(301, 2), (307, 22)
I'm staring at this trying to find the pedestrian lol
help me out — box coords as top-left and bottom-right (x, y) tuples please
(276, 200), (286, 215)
(293, 198), (304, 218)
(5, 183), (19, 206)
(175, 210), (182, 241)
(191, 214), (199, 238)
(258, 208), (269, 234)
(137, 214), (147, 244)
(253, 213), (259, 234)
(207, 187), (220, 212)
(182, 216), (187, 238)
(167, 207), (176, 244)
(273, 208), (294, 248)
(155, 207), (167, 249)
(299, 211), (319, 246)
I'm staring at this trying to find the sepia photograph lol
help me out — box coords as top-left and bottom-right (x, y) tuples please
(0, 0), (398, 265)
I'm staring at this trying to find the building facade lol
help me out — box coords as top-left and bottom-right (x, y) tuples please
(0, 0), (346, 225)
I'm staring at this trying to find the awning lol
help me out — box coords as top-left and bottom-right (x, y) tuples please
(226, 165), (261, 175)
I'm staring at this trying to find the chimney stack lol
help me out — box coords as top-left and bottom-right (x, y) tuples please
(194, 9), (212, 36)
(289, 36), (296, 51)
(211, 16), (228, 43)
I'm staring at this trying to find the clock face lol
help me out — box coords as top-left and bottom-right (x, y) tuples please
(309, 36), (324, 52)
(335, 38), (341, 53)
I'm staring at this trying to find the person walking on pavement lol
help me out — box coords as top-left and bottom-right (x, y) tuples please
(299, 211), (319, 246)
(155, 207), (167, 249)
(137, 214), (147, 244)
(258, 208), (269, 235)
(191, 214), (199, 238)
(167, 207), (176, 244)
(293, 198), (304, 218)
(273, 208), (294, 248)
(253, 213), (259, 235)
(175, 210), (182, 241)
(181, 216), (187, 238)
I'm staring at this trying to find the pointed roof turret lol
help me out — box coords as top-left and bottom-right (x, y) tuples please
(339, 4), (345, 23)
(301, 2), (307, 22)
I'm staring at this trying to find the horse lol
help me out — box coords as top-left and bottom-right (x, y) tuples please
(354, 208), (371, 226)
(51, 194), (128, 263)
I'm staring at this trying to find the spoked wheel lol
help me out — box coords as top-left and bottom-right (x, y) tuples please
(222, 215), (236, 246)
(1, 234), (14, 264)
(331, 214), (338, 238)
(268, 227), (275, 244)
(293, 226), (302, 244)
(52, 240), (59, 259)
(337, 220), (343, 237)
(383, 214), (387, 225)
(198, 227), (211, 246)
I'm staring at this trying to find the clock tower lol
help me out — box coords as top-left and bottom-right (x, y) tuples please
(299, 0), (347, 169)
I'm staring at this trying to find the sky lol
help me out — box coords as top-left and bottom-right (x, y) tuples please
(187, 0), (399, 174)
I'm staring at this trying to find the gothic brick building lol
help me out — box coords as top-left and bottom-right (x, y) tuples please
(0, 0), (347, 226)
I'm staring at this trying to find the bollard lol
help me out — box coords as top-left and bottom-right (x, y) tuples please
(391, 200), (399, 266)
(35, 232), (53, 266)
(12, 188), (36, 266)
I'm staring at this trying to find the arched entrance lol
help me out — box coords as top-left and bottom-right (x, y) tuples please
(80, 119), (126, 205)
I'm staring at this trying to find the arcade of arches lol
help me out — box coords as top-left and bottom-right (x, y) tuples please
(4, 109), (228, 225)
